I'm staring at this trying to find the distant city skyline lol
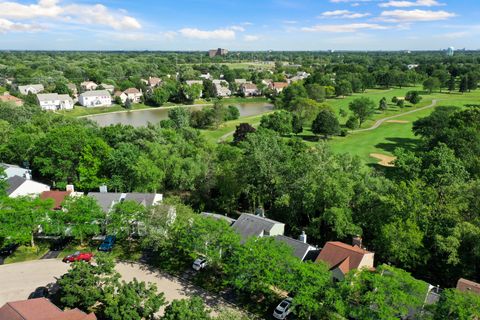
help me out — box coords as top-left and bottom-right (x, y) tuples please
(0, 0), (478, 51)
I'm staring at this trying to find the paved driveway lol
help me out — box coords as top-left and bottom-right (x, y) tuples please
(0, 260), (229, 315)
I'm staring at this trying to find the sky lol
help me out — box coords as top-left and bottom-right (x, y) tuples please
(0, 0), (478, 51)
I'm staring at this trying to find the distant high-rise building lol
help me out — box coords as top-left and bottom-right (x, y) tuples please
(208, 48), (228, 58)
(447, 47), (455, 57)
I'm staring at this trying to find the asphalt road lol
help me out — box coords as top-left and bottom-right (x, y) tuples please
(0, 260), (231, 315)
(40, 250), (61, 259)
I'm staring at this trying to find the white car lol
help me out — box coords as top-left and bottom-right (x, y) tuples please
(273, 297), (293, 320)
(192, 258), (207, 271)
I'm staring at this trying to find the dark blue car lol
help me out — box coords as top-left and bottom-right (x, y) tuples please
(98, 235), (116, 252)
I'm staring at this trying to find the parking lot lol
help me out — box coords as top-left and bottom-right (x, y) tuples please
(0, 259), (229, 315)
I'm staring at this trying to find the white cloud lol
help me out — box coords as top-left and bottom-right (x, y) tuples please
(0, 0), (141, 31)
(379, 0), (444, 7)
(230, 25), (246, 32)
(179, 28), (236, 40)
(380, 9), (456, 22)
(320, 10), (371, 19)
(0, 18), (43, 33)
(282, 20), (298, 24)
(244, 35), (260, 41)
(302, 23), (388, 33)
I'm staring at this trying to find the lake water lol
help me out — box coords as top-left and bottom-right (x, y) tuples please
(85, 102), (274, 127)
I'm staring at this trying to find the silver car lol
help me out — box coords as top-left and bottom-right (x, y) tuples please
(192, 258), (207, 271)
(273, 297), (293, 320)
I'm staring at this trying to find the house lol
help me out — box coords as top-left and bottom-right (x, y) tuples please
(315, 240), (374, 281)
(78, 90), (111, 107)
(241, 83), (260, 96)
(262, 79), (273, 86)
(113, 91), (128, 104)
(18, 84), (44, 95)
(269, 82), (289, 93)
(40, 190), (72, 210)
(123, 88), (143, 103)
(288, 72), (310, 83)
(146, 76), (162, 88)
(88, 191), (163, 213)
(0, 298), (96, 320)
(67, 83), (78, 96)
(36, 93), (74, 111)
(80, 81), (98, 91)
(456, 278), (480, 295)
(0, 92), (23, 106)
(208, 48), (228, 58)
(6, 175), (50, 198)
(232, 213), (285, 243)
(200, 73), (212, 80)
(201, 212), (237, 226)
(407, 64), (419, 70)
(100, 83), (115, 94)
(186, 80), (203, 86)
(0, 163), (31, 179)
(213, 80), (231, 97)
(275, 232), (319, 261)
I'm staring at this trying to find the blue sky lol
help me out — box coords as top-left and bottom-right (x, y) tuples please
(0, 0), (478, 50)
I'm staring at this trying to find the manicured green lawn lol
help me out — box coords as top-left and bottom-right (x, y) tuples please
(58, 240), (142, 262)
(60, 103), (152, 117)
(4, 243), (50, 264)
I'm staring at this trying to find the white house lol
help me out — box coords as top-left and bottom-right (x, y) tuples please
(37, 93), (74, 111)
(18, 84), (44, 95)
(124, 88), (143, 103)
(80, 81), (98, 91)
(200, 73), (212, 80)
(113, 91), (128, 104)
(213, 80), (231, 97)
(0, 163), (31, 179)
(6, 175), (50, 198)
(186, 80), (203, 86)
(241, 83), (260, 96)
(78, 90), (111, 107)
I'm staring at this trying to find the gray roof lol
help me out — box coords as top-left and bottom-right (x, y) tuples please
(275, 235), (317, 261)
(19, 84), (44, 92)
(201, 212), (236, 225)
(87, 192), (160, 212)
(79, 90), (110, 98)
(232, 213), (284, 242)
(6, 175), (26, 195)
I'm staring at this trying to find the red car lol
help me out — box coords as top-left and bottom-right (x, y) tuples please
(62, 251), (93, 263)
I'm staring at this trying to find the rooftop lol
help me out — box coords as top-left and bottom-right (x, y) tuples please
(40, 190), (71, 209)
(79, 90), (110, 98)
(0, 298), (96, 320)
(457, 278), (480, 295)
(275, 235), (318, 261)
(316, 241), (373, 274)
(232, 213), (284, 242)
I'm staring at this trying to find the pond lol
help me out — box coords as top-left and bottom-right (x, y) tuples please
(84, 102), (274, 127)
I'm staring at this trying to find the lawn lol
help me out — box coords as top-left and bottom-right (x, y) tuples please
(58, 240), (142, 262)
(4, 243), (50, 264)
(327, 89), (480, 164)
(59, 103), (152, 117)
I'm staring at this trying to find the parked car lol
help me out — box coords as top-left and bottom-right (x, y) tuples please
(0, 243), (18, 256)
(62, 251), (93, 263)
(192, 258), (207, 271)
(273, 297), (293, 320)
(28, 287), (49, 299)
(98, 235), (116, 252)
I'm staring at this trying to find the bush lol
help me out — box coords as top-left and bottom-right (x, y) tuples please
(392, 96), (398, 103)
(345, 116), (359, 130)
(340, 129), (349, 137)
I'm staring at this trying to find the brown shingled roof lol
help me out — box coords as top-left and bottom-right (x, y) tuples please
(315, 241), (373, 274)
(457, 278), (480, 295)
(0, 298), (96, 320)
(124, 88), (140, 94)
(40, 190), (71, 210)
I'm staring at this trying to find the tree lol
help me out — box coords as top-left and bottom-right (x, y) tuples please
(348, 97), (376, 127)
(260, 111), (293, 135)
(340, 265), (428, 320)
(448, 76), (456, 92)
(423, 77), (441, 93)
(459, 75), (469, 93)
(162, 297), (210, 320)
(291, 113), (303, 135)
(225, 105), (240, 121)
(289, 98), (324, 125)
(311, 109), (340, 139)
(305, 83), (326, 102)
(379, 97), (388, 112)
(233, 123), (256, 144)
(405, 91), (422, 105)
(107, 200), (147, 240)
(181, 83), (202, 103)
(51, 196), (105, 244)
(168, 107), (190, 130)
(345, 116), (359, 130)
(397, 99), (405, 108)
(150, 86), (172, 106)
(124, 98), (132, 110)
(202, 80), (216, 99)
(432, 289), (480, 320)
(335, 79), (353, 97)
(102, 279), (166, 320)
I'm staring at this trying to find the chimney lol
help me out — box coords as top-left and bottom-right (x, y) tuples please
(66, 184), (75, 192)
(99, 185), (108, 193)
(352, 235), (363, 248)
(299, 231), (307, 244)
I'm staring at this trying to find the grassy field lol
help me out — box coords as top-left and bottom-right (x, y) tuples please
(59, 103), (152, 117)
(328, 89), (480, 164)
(4, 243), (50, 264)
